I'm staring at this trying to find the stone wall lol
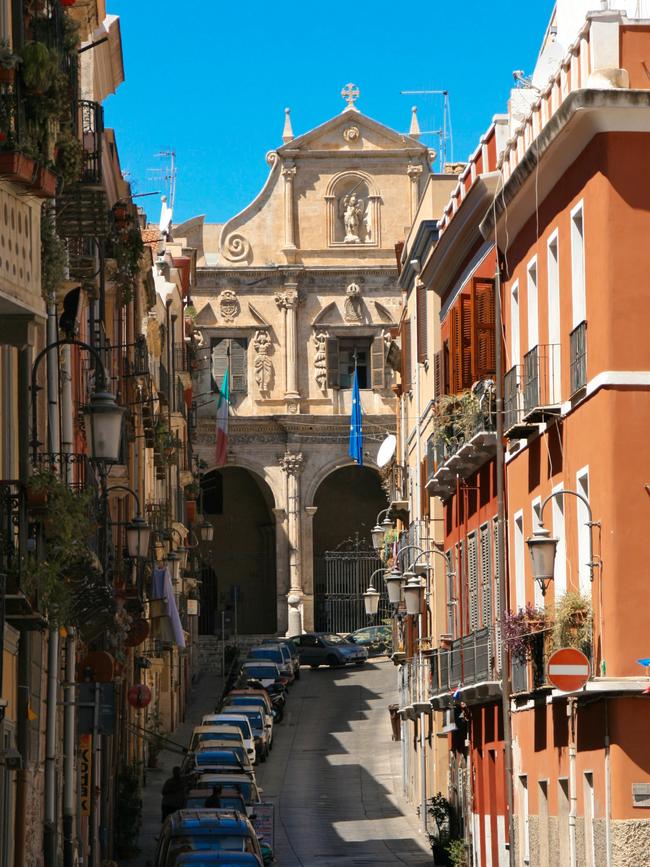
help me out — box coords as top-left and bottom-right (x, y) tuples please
(520, 815), (650, 866)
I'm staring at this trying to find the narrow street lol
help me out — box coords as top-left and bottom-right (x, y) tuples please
(254, 660), (431, 866)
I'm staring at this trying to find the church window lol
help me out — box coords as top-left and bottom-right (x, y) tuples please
(211, 337), (248, 395)
(326, 335), (387, 390)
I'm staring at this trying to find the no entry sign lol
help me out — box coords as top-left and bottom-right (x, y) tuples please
(547, 647), (590, 692)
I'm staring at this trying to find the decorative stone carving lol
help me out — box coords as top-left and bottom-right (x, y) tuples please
(282, 165), (297, 180)
(219, 289), (240, 322)
(313, 330), (328, 391)
(344, 283), (363, 322)
(279, 451), (304, 475)
(253, 329), (273, 397)
(221, 233), (251, 263)
(339, 193), (366, 243)
(274, 290), (299, 310)
(343, 125), (360, 142)
(266, 151), (279, 167)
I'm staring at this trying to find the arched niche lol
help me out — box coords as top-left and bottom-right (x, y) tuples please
(325, 170), (381, 248)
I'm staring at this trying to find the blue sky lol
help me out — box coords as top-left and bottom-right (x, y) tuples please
(104, 1), (552, 226)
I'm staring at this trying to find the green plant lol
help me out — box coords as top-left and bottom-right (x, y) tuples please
(20, 41), (58, 93)
(446, 838), (469, 867)
(41, 205), (67, 300)
(55, 132), (83, 187)
(504, 604), (549, 664)
(184, 304), (197, 321)
(553, 591), (592, 653)
(114, 763), (143, 858)
(109, 223), (144, 306)
(184, 481), (200, 499)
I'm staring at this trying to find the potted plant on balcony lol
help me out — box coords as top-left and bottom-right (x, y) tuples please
(0, 40), (21, 84)
(504, 604), (549, 664)
(553, 591), (592, 653)
(20, 41), (58, 95)
(55, 131), (83, 188)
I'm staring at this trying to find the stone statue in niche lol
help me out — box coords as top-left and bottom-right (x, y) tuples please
(313, 330), (328, 391)
(253, 329), (273, 396)
(339, 193), (366, 243)
(344, 283), (363, 322)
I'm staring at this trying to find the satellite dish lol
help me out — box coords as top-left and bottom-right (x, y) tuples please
(377, 434), (396, 468)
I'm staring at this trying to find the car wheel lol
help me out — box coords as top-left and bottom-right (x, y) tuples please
(326, 654), (340, 668)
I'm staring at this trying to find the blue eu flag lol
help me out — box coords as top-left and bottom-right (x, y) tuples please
(349, 366), (363, 466)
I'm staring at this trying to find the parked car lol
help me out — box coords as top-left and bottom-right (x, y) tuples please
(189, 727), (249, 760)
(152, 809), (263, 867)
(290, 632), (368, 668)
(240, 662), (287, 691)
(227, 688), (283, 723)
(193, 774), (262, 815)
(194, 742), (251, 765)
(261, 637), (300, 679)
(200, 717), (256, 765)
(246, 646), (294, 685)
(217, 707), (270, 761)
(345, 624), (392, 656)
(183, 749), (255, 778)
(174, 853), (263, 867)
(222, 697), (274, 741)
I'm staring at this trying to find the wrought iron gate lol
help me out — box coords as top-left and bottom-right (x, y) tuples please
(317, 538), (389, 634)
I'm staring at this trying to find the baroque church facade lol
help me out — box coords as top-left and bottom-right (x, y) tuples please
(174, 89), (433, 635)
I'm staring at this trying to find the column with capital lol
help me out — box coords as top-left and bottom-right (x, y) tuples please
(279, 450), (304, 635)
(274, 286), (300, 408)
(282, 164), (297, 251)
(301, 505), (318, 631)
(272, 507), (289, 634)
(407, 163), (423, 224)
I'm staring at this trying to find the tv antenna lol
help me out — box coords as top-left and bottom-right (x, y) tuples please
(148, 150), (177, 213)
(400, 89), (453, 172)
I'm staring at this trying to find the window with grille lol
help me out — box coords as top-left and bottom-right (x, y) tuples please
(468, 532), (479, 632)
(326, 335), (387, 390)
(479, 523), (492, 629)
(211, 337), (248, 395)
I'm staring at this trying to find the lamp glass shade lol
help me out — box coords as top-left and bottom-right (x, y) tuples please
(403, 576), (424, 616)
(363, 584), (381, 616)
(384, 567), (404, 606)
(84, 391), (124, 463)
(371, 523), (385, 553)
(126, 516), (151, 559)
(199, 519), (214, 542)
(177, 546), (189, 571)
(165, 551), (181, 582)
(526, 525), (559, 583)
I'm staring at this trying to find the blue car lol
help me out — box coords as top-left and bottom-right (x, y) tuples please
(289, 632), (368, 668)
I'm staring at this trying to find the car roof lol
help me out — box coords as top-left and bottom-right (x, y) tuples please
(166, 809), (252, 832)
(242, 661), (279, 668)
(193, 725), (243, 734)
(175, 854), (262, 866)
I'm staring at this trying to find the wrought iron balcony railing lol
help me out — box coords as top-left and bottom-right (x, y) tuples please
(429, 627), (501, 705)
(523, 344), (562, 422)
(569, 320), (587, 395)
(504, 365), (538, 439)
(76, 100), (104, 186)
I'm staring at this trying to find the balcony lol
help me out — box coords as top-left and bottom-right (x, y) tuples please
(429, 627), (501, 707)
(426, 381), (497, 500)
(504, 365), (538, 439)
(511, 632), (554, 696)
(76, 100), (104, 186)
(569, 321), (587, 395)
(0, 480), (47, 627)
(522, 344), (562, 423)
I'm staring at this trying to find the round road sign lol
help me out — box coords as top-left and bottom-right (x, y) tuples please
(547, 647), (590, 692)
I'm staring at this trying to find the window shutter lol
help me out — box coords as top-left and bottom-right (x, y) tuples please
(326, 338), (340, 388)
(468, 532), (479, 631)
(230, 338), (248, 394)
(480, 523), (492, 629)
(472, 278), (496, 379)
(211, 339), (229, 392)
(461, 295), (473, 389)
(371, 334), (386, 390)
(416, 281), (427, 363)
(433, 349), (446, 398)
(420, 459), (429, 518)
(401, 320), (411, 392)
(450, 306), (462, 393)
(493, 517), (503, 672)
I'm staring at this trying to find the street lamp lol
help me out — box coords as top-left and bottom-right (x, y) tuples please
(384, 564), (404, 606)
(403, 572), (425, 616)
(198, 517), (214, 543)
(30, 338), (124, 465)
(126, 514), (151, 560)
(363, 583), (381, 618)
(371, 508), (394, 554)
(165, 549), (181, 583)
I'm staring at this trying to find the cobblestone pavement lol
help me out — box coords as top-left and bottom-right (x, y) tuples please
(255, 658), (432, 866)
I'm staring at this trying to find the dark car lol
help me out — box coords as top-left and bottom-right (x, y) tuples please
(246, 646), (294, 685)
(184, 788), (248, 815)
(345, 625), (392, 656)
(290, 632), (368, 668)
(261, 637), (301, 679)
(152, 809), (263, 867)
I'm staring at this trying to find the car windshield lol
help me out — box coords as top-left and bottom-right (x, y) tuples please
(197, 731), (240, 743)
(196, 753), (239, 766)
(321, 634), (347, 645)
(243, 665), (279, 679)
(199, 780), (254, 800)
(168, 836), (246, 855)
(249, 648), (282, 663)
(236, 710), (263, 728)
(207, 718), (252, 739)
(229, 697), (265, 709)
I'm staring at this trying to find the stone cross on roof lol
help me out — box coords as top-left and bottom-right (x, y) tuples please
(341, 82), (360, 109)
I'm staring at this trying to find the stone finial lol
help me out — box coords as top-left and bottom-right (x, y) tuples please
(409, 106), (421, 140)
(341, 82), (360, 111)
(282, 108), (294, 144)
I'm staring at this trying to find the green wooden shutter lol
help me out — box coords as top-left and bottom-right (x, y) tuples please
(230, 338), (248, 394)
(401, 320), (411, 392)
(326, 338), (340, 388)
(371, 335), (386, 390)
(211, 339), (229, 392)
(416, 281), (428, 363)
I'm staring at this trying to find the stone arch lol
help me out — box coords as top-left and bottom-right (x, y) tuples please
(304, 456), (380, 509)
(310, 463), (387, 631)
(198, 465), (278, 636)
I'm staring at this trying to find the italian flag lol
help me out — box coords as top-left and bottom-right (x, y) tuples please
(215, 366), (230, 467)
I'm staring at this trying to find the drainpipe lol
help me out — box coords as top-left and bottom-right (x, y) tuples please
(604, 700), (612, 867)
(46, 297), (60, 454)
(495, 263), (517, 867)
(63, 629), (77, 867)
(568, 696), (577, 867)
(43, 627), (59, 865)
